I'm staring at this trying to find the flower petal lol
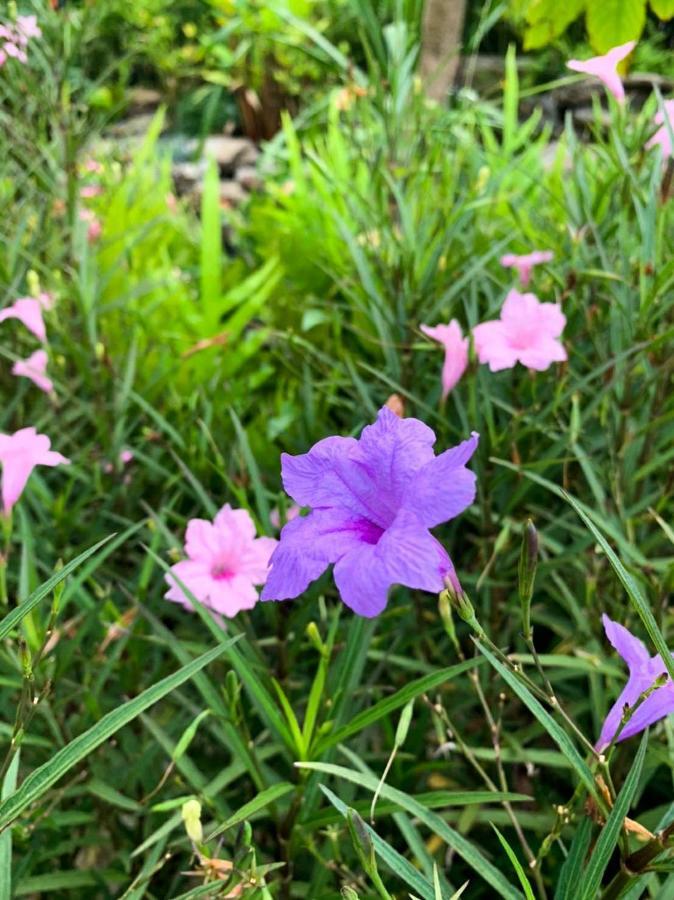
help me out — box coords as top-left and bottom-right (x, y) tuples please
(402, 433), (478, 528)
(376, 508), (454, 595)
(333, 543), (391, 617)
(281, 435), (359, 508)
(472, 321), (519, 371)
(602, 614), (650, 671)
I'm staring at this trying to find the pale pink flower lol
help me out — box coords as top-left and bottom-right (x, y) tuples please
(567, 41), (636, 104)
(79, 208), (102, 242)
(500, 250), (553, 286)
(472, 289), (567, 372)
(80, 184), (101, 199)
(83, 159), (103, 174)
(15, 15), (41, 43)
(120, 449), (134, 464)
(12, 349), (53, 394)
(270, 504), (301, 529)
(165, 504), (277, 617)
(646, 100), (674, 159)
(419, 320), (469, 399)
(0, 427), (70, 513)
(0, 296), (50, 341)
(0, 49), (6, 67)
(3, 42), (27, 63)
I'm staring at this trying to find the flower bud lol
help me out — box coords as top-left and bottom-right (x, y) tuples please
(305, 622), (325, 656)
(341, 888), (360, 899)
(518, 520), (538, 641)
(181, 798), (203, 844)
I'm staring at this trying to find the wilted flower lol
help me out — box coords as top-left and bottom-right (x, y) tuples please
(419, 320), (469, 399)
(261, 407), (478, 617)
(165, 504), (277, 617)
(472, 289), (566, 372)
(12, 349), (53, 394)
(0, 427), (70, 513)
(0, 294), (52, 342)
(597, 614), (674, 750)
(500, 250), (553, 286)
(567, 41), (636, 104)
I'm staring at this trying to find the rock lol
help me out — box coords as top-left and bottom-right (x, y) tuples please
(203, 136), (259, 175)
(235, 165), (262, 191)
(172, 160), (206, 196)
(105, 113), (162, 139)
(218, 180), (247, 207)
(127, 87), (162, 116)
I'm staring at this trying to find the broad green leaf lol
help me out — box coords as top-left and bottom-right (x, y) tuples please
(315, 658), (480, 753)
(299, 761), (524, 899)
(206, 781), (294, 840)
(565, 492), (674, 682)
(586, 0), (646, 53)
(0, 536), (113, 642)
(579, 732), (648, 899)
(0, 751), (20, 900)
(476, 643), (600, 802)
(651, 0), (674, 18)
(492, 826), (536, 900)
(0, 640), (239, 831)
(523, 0), (585, 50)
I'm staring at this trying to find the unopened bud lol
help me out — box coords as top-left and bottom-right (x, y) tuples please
(518, 520), (538, 641)
(341, 888), (360, 899)
(438, 590), (460, 653)
(305, 622), (325, 656)
(26, 270), (40, 297)
(181, 798), (203, 844)
(444, 576), (484, 638)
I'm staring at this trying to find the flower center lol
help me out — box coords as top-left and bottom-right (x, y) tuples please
(211, 562), (235, 581)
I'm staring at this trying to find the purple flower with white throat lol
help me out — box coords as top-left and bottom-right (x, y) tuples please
(597, 614), (674, 751)
(261, 407), (478, 617)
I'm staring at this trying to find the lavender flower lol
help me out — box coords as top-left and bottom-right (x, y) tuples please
(597, 614), (674, 750)
(261, 407), (478, 617)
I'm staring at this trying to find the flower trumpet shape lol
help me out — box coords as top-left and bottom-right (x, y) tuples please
(567, 41), (636, 104)
(261, 407), (478, 617)
(500, 250), (553, 286)
(0, 427), (69, 513)
(12, 349), (53, 394)
(419, 321), (468, 399)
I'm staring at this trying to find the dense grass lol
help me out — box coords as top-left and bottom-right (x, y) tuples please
(2, 2), (674, 898)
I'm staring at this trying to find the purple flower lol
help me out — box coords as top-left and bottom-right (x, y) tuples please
(597, 614), (674, 751)
(261, 407), (478, 617)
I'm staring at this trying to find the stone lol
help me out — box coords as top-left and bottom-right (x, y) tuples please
(127, 87), (162, 116)
(218, 180), (247, 207)
(172, 160), (206, 196)
(203, 135), (259, 175)
(105, 113), (161, 139)
(235, 165), (262, 191)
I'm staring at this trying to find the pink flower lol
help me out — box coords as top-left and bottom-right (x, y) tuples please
(79, 208), (102, 242)
(3, 42), (27, 63)
(12, 349), (53, 394)
(0, 427), (70, 513)
(419, 320), (469, 399)
(165, 504), (277, 617)
(83, 159), (103, 174)
(0, 295), (50, 341)
(270, 503), (301, 529)
(646, 100), (674, 159)
(500, 251), (553, 286)
(80, 184), (101, 199)
(120, 449), (134, 464)
(472, 289), (567, 372)
(567, 41), (636, 104)
(15, 15), (41, 43)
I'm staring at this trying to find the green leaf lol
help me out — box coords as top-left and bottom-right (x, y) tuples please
(0, 751), (20, 900)
(315, 658), (480, 753)
(492, 825), (536, 900)
(586, 0), (647, 53)
(206, 781), (294, 840)
(651, 0), (674, 19)
(299, 761), (524, 899)
(565, 492), (674, 683)
(0, 536), (113, 643)
(320, 784), (443, 900)
(0, 639), (239, 831)
(555, 817), (593, 900)
(579, 732), (648, 899)
(523, 0), (585, 49)
(200, 156), (222, 309)
(476, 643), (600, 802)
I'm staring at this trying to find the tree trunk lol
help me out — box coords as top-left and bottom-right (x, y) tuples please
(420, 0), (467, 101)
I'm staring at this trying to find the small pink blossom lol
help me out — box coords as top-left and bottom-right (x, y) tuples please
(0, 296), (50, 342)
(646, 100), (674, 159)
(79, 208), (102, 242)
(3, 41), (27, 63)
(472, 289), (567, 372)
(500, 251), (553, 286)
(419, 320), (469, 399)
(80, 184), (101, 199)
(270, 504), (301, 529)
(165, 504), (277, 617)
(0, 427), (70, 513)
(15, 15), (41, 43)
(12, 349), (53, 394)
(83, 159), (103, 174)
(567, 41), (636, 104)
(120, 449), (134, 464)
